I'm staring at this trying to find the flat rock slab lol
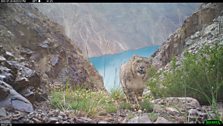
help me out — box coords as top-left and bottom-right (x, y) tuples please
(127, 113), (152, 123)
(152, 97), (201, 110)
(0, 80), (33, 113)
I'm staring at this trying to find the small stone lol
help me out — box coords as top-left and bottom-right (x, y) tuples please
(78, 117), (94, 123)
(0, 56), (6, 62)
(50, 55), (59, 66)
(37, 109), (42, 113)
(188, 109), (198, 116)
(29, 120), (34, 123)
(62, 121), (70, 124)
(20, 48), (33, 57)
(4, 51), (14, 60)
(14, 77), (29, 90)
(58, 115), (63, 120)
(32, 117), (41, 123)
(0, 107), (7, 117)
(98, 111), (107, 116)
(48, 111), (53, 116)
(0, 120), (11, 123)
(48, 117), (58, 123)
(138, 110), (142, 113)
(197, 111), (207, 116)
(42, 116), (47, 121)
(209, 113), (216, 119)
(19, 31), (24, 36)
(155, 117), (172, 123)
(59, 111), (66, 117)
(54, 109), (60, 115)
(127, 113), (152, 123)
(142, 88), (151, 96)
(39, 40), (49, 48)
(98, 121), (109, 124)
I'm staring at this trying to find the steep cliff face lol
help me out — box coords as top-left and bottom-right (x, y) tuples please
(33, 3), (200, 57)
(0, 3), (105, 111)
(151, 3), (223, 69)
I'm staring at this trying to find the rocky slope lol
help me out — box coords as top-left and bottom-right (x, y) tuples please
(138, 3), (223, 122)
(33, 3), (200, 57)
(151, 3), (223, 69)
(0, 3), (105, 114)
(122, 3), (223, 123)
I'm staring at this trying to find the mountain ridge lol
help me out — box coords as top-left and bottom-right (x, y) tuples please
(34, 3), (201, 57)
(151, 3), (223, 68)
(0, 3), (105, 113)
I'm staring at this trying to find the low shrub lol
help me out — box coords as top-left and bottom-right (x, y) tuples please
(147, 42), (223, 106)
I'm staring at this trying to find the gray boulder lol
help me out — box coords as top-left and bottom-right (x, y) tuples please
(0, 80), (33, 113)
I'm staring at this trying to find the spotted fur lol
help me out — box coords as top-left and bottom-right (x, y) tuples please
(120, 55), (151, 106)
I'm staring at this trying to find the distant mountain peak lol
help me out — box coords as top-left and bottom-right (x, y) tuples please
(34, 3), (201, 57)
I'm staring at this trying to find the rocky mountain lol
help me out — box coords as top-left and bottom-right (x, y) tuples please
(33, 3), (201, 57)
(151, 3), (223, 69)
(0, 3), (105, 113)
(147, 2), (223, 106)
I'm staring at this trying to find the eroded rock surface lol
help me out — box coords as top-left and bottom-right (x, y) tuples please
(0, 3), (106, 123)
(152, 3), (223, 68)
(0, 48), (39, 112)
(0, 81), (33, 113)
(0, 3), (105, 94)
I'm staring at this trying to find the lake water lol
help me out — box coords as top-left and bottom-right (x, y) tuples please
(89, 45), (160, 92)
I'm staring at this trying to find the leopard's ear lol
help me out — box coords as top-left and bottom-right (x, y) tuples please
(131, 55), (137, 61)
(132, 55), (140, 60)
(145, 57), (152, 64)
(132, 55), (137, 59)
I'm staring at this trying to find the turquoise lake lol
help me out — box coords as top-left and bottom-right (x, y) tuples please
(89, 45), (160, 92)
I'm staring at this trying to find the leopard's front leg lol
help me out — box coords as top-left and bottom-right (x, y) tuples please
(127, 90), (140, 110)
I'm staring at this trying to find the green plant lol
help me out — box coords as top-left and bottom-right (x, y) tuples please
(148, 112), (158, 122)
(127, 113), (135, 120)
(139, 99), (154, 113)
(171, 56), (177, 70)
(110, 87), (125, 101)
(51, 91), (68, 110)
(119, 101), (131, 110)
(50, 86), (117, 117)
(146, 65), (165, 98)
(180, 43), (223, 104)
(147, 42), (223, 120)
(104, 104), (117, 113)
